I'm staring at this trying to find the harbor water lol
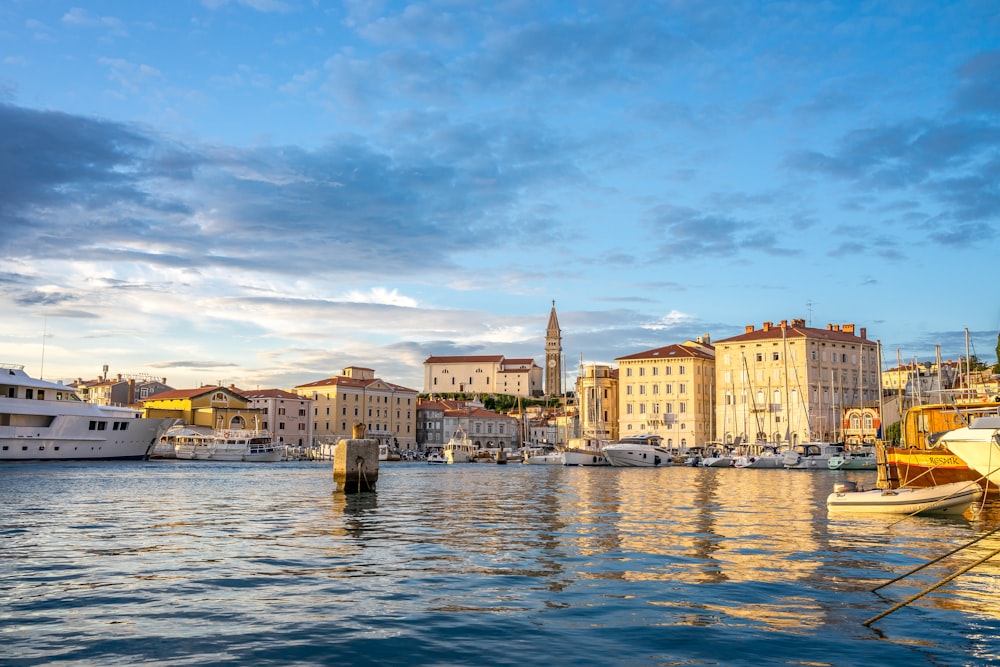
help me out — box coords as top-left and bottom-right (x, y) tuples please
(2, 461), (999, 666)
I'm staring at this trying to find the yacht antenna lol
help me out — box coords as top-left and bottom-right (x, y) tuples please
(39, 317), (47, 380)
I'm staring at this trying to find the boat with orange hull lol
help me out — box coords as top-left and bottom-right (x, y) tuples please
(882, 401), (1000, 492)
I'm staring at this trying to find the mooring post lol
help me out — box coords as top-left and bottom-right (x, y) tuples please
(332, 423), (379, 493)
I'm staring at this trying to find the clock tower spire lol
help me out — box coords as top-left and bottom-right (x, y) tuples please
(544, 300), (562, 397)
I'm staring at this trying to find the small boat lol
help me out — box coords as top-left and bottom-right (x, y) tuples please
(828, 446), (877, 470)
(522, 448), (564, 465)
(826, 480), (982, 516)
(699, 445), (734, 468)
(562, 436), (611, 466)
(783, 442), (844, 469)
(426, 451), (446, 464)
(733, 444), (785, 469)
(603, 434), (673, 467)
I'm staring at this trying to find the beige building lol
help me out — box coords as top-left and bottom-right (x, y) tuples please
(423, 355), (543, 398)
(615, 338), (715, 450)
(294, 366), (418, 454)
(713, 319), (879, 445)
(575, 364), (619, 442)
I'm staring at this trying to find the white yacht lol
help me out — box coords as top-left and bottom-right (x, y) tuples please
(733, 444), (785, 469)
(936, 416), (1000, 486)
(783, 442), (844, 470)
(174, 428), (282, 462)
(602, 434), (673, 467)
(443, 426), (477, 464)
(0, 363), (174, 461)
(827, 446), (877, 470)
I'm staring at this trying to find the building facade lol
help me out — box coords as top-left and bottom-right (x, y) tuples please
(140, 385), (264, 430)
(241, 388), (313, 448)
(616, 338), (715, 450)
(423, 355), (542, 398)
(575, 364), (619, 442)
(294, 366), (418, 453)
(416, 399), (447, 451)
(713, 319), (880, 446)
(443, 406), (519, 449)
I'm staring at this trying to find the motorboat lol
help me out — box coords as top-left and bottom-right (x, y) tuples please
(783, 442), (844, 470)
(699, 445), (734, 467)
(828, 446), (877, 470)
(562, 437), (610, 466)
(733, 444), (785, 469)
(826, 480), (982, 516)
(602, 434), (673, 467)
(0, 363), (174, 461)
(935, 417), (1000, 486)
(426, 451), (446, 464)
(443, 427), (476, 464)
(522, 447), (564, 464)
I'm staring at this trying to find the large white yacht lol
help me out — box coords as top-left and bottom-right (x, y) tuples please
(602, 434), (673, 467)
(0, 363), (174, 461)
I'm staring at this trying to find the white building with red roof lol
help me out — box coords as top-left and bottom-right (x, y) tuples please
(423, 355), (542, 398)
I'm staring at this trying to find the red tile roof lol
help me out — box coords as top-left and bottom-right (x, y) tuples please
(616, 343), (714, 361)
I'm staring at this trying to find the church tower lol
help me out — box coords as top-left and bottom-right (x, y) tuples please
(544, 300), (562, 396)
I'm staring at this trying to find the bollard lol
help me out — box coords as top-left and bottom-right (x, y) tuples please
(333, 438), (379, 493)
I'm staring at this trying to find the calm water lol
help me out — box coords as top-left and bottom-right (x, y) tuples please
(2, 461), (1000, 666)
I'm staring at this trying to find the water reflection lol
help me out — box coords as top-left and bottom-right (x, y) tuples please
(4, 460), (1000, 665)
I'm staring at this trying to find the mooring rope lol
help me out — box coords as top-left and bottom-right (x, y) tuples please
(864, 543), (1000, 627)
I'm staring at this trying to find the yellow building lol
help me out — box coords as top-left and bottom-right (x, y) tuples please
(575, 364), (619, 442)
(615, 338), (715, 449)
(713, 319), (879, 446)
(294, 366), (419, 454)
(141, 385), (264, 430)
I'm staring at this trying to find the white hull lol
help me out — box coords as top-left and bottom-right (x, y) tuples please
(174, 429), (281, 462)
(827, 454), (877, 470)
(562, 449), (609, 466)
(0, 364), (173, 461)
(524, 453), (564, 465)
(426, 453), (446, 464)
(936, 417), (1000, 486)
(734, 454), (784, 469)
(827, 481), (982, 516)
(700, 456), (733, 468)
(784, 442), (844, 470)
(603, 444), (672, 467)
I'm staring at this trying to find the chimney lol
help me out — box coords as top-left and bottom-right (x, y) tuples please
(779, 319), (788, 327)
(762, 321), (772, 331)
(843, 324), (855, 334)
(860, 327), (867, 339)
(745, 325), (755, 333)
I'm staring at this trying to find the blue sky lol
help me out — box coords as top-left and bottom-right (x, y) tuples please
(2, 0), (998, 392)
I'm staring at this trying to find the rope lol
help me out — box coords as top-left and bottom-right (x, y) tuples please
(864, 544), (1000, 627)
(356, 455), (367, 493)
(872, 524), (1000, 592)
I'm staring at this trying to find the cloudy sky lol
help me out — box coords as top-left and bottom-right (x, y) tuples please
(2, 1), (998, 392)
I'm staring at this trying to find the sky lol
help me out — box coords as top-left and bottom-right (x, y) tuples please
(1, 1), (999, 394)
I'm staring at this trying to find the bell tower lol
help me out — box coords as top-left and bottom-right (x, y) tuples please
(544, 300), (562, 396)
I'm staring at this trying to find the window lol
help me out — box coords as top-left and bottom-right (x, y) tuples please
(626, 368), (632, 377)
(772, 352), (780, 361)
(679, 366), (685, 375)
(679, 383), (686, 394)
(755, 353), (763, 362)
